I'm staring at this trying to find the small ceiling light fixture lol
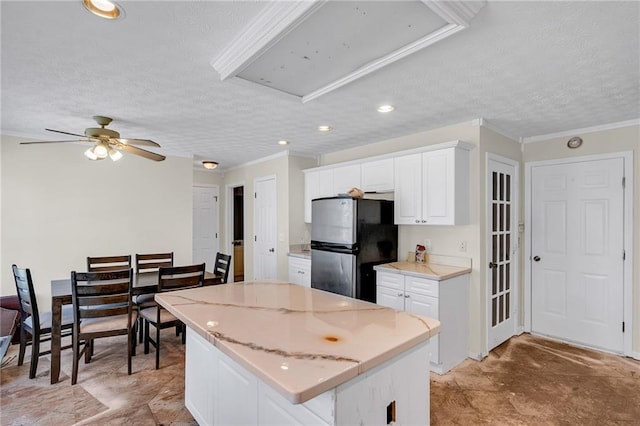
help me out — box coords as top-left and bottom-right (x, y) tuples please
(317, 125), (332, 132)
(567, 136), (583, 149)
(377, 104), (395, 113)
(278, 140), (290, 145)
(82, 0), (122, 20)
(202, 161), (219, 170)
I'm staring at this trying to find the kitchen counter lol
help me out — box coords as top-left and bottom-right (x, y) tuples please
(287, 244), (311, 259)
(156, 281), (439, 403)
(374, 255), (471, 281)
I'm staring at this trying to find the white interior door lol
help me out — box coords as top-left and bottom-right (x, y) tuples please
(487, 157), (517, 351)
(193, 186), (219, 272)
(531, 158), (624, 353)
(254, 177), (277, 280)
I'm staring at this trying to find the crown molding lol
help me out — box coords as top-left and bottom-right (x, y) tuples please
(225, 150), (290, 172)
(211, 1), (326, 81)
(472, 118), (520, 142)
(521, 119), (640, 144)
(423, 0), (487, 27)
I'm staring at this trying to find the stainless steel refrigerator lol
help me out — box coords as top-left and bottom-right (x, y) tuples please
(310, 197), (397, 303)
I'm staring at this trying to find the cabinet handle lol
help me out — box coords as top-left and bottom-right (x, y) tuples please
(405, 294), (410, 298)
(397, 293), (403, 297)
(415, 219), (420, 224)
(421, 220), (427, 223)
(297, 270), (305, 274)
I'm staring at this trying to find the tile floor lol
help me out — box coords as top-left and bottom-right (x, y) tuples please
(1, 332), (639, 425)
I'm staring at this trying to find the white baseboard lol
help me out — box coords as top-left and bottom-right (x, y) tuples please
(467, 351), (486, 361)
(631, 351), (640, 361)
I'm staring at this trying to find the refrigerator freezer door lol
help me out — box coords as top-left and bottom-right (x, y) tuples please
(311, 249), (356, 298)
(311, 198), (356, 246)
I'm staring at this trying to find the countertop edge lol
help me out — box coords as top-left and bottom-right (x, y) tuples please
(374, 263), (472, 281)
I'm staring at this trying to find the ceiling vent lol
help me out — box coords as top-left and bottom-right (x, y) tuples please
(212, 1), (486, 103)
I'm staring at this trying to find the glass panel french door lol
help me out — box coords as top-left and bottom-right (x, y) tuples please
(488, 158), (516, 351)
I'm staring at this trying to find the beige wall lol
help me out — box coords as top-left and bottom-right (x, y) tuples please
(288, 156), (316, 246)
(1, 135), (194, 311)
(522, 124), (640, 353)
(193, 169), (223, 187)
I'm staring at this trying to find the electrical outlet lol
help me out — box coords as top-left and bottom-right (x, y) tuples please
(424, 239), (431, 253)
(459, 240), (467, 252)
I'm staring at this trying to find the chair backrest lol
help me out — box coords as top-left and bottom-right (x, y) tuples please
(71, 269), (133, 331)
(213, 252), (232, 284)
(11, 265), (40, 331)
(135, 252), (174, 273)
(87, 255), (132, 273)
(157, 264), (206, 293)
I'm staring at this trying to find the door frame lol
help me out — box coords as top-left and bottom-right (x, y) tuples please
(485, 153), (520, 354)
(253, 175), (278, 280)
(524, 151), (634, 357)
(225, 181), (245, 283)
(192, 184), (220, 272)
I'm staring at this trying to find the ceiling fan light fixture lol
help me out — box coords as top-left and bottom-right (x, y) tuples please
(202, 161), (218, 170)
(108, 146), (123, 161)
(84, 147), (99, 160)
(93, 142), (109, 159)
(82, 0), (122, 20)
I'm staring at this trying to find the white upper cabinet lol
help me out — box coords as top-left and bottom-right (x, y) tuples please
(394, 146), (470, 225)
(304, 140), (473, 224)
(361, 158), (394, 192)
(332, 164), (361, 195)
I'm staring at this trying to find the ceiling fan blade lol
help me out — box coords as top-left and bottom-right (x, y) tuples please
(45, 128), (87, 138)
(116, 138), (160, 147)
(118, 144), (166, 162)
(20, 139), (90, 144)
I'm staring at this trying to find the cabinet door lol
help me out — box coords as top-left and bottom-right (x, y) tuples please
(422, 148), (455, 225)
(394, 153), (423, 225)
(185, 330), (216, 426)
(304, 171), (320, 223)
(376, 285), (405, 311)
(332, 164), (361, 195)
(361, 158), (394, 192)
(405, 293), (440, 364)
(216, 351), (258, 424)
(288, 257), (311, 287)
(318, 169), (334, 198)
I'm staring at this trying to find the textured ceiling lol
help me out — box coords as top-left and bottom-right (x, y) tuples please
(1, 1), (639, 171)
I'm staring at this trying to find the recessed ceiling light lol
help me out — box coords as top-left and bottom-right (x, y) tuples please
(82, 0), (123, 20)
(317, 125), (332, 132)
(377, 105), (395, 113)
(202, 161), (218, 170)
(278, 140), (290, 145)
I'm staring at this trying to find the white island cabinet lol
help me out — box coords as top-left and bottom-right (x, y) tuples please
(375, 259), (471, 374)
(156, 282), (440, 426)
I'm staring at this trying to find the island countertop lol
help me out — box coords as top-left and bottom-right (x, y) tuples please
(374, 261), (472, 280)
(155, 281), (440, 404)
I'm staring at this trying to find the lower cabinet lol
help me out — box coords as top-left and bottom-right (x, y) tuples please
(288, 256), (311, 287)
(376, 270), (469, 374)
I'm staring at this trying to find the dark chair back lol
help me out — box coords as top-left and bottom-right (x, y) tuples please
(12, 265), (40, 333)
(87, 255), (132, 272)
(71, 269), (134, 325)
(135, 252), (174, 273)
(158, 263), (206, 293)
(213, 253), (232, 284)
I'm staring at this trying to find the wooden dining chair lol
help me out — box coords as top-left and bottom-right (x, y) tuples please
(87, 255), (132, 272)
(213, 252), (232, 284)
(12, 265), (74, 379)
(134, 252), (174, 342)
(70, 268), (137, 385)
(140, 263), (205, 369)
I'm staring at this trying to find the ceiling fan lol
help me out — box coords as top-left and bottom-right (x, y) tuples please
(20, 115), (166, 162)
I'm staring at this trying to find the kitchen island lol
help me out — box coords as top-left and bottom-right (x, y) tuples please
(155, 281), (440, 426)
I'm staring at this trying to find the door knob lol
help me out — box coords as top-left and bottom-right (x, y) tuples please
(488, 262), (496, 269)
(533, 256), (541, 262)
(269, 248), (275, 253)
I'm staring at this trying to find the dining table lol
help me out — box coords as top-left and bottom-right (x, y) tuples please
(49, 270), (222, 384)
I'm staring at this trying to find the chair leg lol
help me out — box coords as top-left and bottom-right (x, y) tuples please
(71, 336), (80, 385)
(127, 331), (133, 375)
(175, 325), (180, 336)
(144, 321), (150, 354)
(181, 323), (187, 345)
(17, 327), (27, 366)
(138, 316), (144, 343)
(85, 339), (92, 364)
(29, 334), (40, 379)
(131, 327), (137, 357)
(155, 323), (161, 370)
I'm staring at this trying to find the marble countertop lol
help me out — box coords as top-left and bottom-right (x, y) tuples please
(374, 261), (471, 280)
(155, 282), (439, 404)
